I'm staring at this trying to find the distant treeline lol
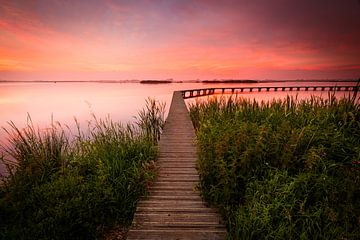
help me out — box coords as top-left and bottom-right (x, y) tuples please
(202, 79), (258, 84)
(139, 80), (173, 84)
(0, 79), (358, 84)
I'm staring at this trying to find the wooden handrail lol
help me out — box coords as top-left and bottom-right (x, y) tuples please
(180, 85), (359, 99)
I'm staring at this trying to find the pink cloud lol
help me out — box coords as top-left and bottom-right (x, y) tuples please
(0, 0), (359, 80)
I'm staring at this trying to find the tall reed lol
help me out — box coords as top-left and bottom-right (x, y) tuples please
(136, 98), (165, 142)
(190, 93), (360, 239)
(0, 98), (165, 240)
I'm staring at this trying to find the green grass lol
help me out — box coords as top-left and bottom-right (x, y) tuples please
(0, 98), (165, 240)
(190, 93), (360, 239)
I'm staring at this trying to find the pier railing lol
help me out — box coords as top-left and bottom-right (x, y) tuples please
(181, 85), (359, 99)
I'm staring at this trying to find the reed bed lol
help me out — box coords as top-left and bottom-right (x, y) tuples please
(0, 98), (165, 240)
(190, 93), (360, 239)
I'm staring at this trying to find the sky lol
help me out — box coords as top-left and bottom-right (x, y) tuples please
(0, 0), (360, 81)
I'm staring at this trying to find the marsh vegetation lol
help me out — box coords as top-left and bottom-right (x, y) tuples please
(190, 93), (360, 239)
(0, 99), (165, 240)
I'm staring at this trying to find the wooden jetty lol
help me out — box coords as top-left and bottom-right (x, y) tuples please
(127, 91), (227, 240)
(181, 85), (359, 99)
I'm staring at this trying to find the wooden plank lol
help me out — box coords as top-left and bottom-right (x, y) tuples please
(127, 229), (226, 240)
(132, 222), (224, 229)
(150, 190), (200, 196)
(148, 186), (198, 191)
(135, 206), (218, 214)
(133, 213), (222, 223)
(157, 173), (199, 177)
(156, 176), (199, 182)
(158, 163), (197, 168)
(158, 169), (198, 173)
(137, 200), (207, 208)
(158, 169), (197, 173)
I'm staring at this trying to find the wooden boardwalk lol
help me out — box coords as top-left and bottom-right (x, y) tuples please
(127, 91), (227, 240)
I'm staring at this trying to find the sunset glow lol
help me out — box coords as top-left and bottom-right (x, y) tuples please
(1, 0), (360, 80)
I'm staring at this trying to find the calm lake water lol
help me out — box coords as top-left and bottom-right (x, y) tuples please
(0, 81), (357, 175)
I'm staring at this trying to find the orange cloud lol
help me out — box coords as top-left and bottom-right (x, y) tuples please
(0, 0), (359, 80)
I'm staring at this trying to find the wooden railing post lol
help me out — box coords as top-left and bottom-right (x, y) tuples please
(180, 85), (356, 99)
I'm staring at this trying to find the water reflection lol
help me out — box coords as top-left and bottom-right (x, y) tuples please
(0, 81), (357, 175)
(1, 81), (357, 140)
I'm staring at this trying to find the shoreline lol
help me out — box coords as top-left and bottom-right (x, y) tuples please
(0, 79), (358, 84)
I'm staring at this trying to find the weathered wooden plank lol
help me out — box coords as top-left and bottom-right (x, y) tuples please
(150, 190), (200, 196)
(159, 164), (197, 168)
(157, 159), (197, 162)
(141, 196), (204, 202)
(148, 186), (198, 191)
(151, 182), (198, 188)
(158, 169), (197, 173)
(133, 222), (224, 229)
(157, 173), (199, 177)
(158, 171), (198, 175)
(158, 168), (198, 172)
(127, 229), (226, 240)
(158, 166), (197, 171)
(133, 213), (222, 223)
(156, 174), (197, 178)
(158, 152), (198, 156)
(137, 200), (207, 208)
(135, 206), (218, 213)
